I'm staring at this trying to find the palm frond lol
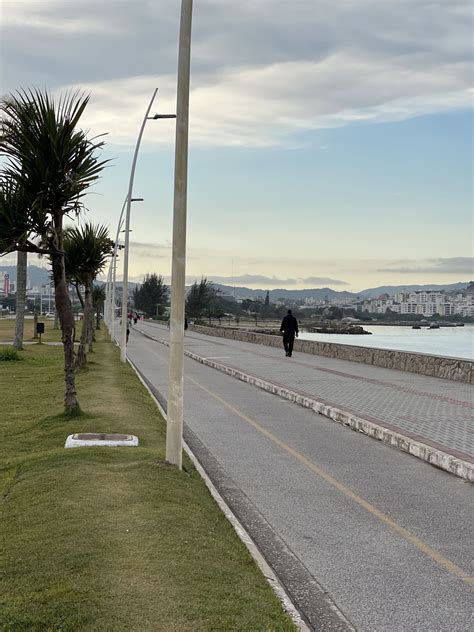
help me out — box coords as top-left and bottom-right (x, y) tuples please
(0, 88), (109, 228)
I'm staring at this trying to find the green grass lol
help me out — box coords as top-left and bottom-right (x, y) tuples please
(0, 317), (69, 343)
(0, 324), (296, 631)
(0, 347), (22, 361)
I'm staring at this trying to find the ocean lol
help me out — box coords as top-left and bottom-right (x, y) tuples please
(299, 324), (474, 360)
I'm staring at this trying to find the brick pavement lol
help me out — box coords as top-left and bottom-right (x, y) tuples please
(135, 322), (474, 463)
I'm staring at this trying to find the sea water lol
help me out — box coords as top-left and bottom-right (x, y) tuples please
(299, 324), (474, 360)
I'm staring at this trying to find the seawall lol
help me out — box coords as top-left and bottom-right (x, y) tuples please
(189, 325), (473, 384)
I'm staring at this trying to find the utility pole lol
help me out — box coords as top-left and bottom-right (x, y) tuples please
(166, 0), (193, 468)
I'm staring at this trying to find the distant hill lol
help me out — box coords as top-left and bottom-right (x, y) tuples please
(0, 265), (139, 290)
(211, 284), (357, 300)
(0, 265), (470, 300)
(211, 282), (470, 301)
(0, 264), (51, 286)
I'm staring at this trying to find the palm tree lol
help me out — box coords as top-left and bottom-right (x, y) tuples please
(0, 89), (107, 414)
(64, 223), (113, 369)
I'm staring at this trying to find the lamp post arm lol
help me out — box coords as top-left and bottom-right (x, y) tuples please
(120, 88), (159, 361)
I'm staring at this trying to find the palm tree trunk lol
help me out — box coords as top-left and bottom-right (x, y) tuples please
(75, 283), (85, 309)
(74, 285), (84, 346)
(13, 250), (27, 350)
(50, 220), (79, 415)
(87, 286), (94, 352)
(76, 280), (92, 368)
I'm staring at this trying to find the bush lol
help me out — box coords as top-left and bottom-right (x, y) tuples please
(0, 347), (23, 362)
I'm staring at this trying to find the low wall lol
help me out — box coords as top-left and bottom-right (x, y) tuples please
(189, 325), (473, 384)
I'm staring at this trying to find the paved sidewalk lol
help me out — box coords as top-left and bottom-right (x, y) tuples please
(135, 322), (474, 467)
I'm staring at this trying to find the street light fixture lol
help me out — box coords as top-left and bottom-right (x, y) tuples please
(120, 89), (177, 362)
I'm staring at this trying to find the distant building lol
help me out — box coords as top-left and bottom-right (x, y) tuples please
(0, 272), (10, 296)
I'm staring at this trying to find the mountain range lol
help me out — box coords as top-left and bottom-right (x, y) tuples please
(211, 282), (470, 300)
(0, 265), (470, 300)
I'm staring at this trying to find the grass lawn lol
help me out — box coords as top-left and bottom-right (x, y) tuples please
(0, 322), (296, 631)
(0, 316), (67, 343)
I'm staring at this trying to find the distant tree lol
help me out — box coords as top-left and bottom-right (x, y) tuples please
(241, 298), (254, 313)
(133, 274), (169, 317)
(264, 290), (270, 307)
(326, 306), (344, 320)
(185, 277), (214, 319)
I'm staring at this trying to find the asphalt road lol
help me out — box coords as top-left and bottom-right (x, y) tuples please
(127, 323), (473, 631)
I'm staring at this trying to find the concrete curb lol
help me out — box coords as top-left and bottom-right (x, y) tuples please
(126, 355), (313, 632)
(136, 326), (474, 483)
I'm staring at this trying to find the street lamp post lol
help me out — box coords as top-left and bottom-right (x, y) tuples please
(111, 247), (121, 341)
(109, 196), (127, 341)
(120, 90), (176, 362)
(166, 0), (193, 468)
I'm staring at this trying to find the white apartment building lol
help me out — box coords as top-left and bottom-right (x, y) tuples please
(360, 288), (472, 317)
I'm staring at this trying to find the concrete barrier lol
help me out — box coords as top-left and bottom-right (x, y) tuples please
(189, 325), (473, 384)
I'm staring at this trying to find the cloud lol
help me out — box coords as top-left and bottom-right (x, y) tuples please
(206, 274), (348, 287)
(2, 0), (471, 147)
(1, 0), (122, 33)
(209, 274), (299, 286)
(302, 277), (349, 286)
(129, 240), (171, 250)
(378, 257), (474, 274)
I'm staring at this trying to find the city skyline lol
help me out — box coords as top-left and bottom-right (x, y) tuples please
(1, 0), (472, 290)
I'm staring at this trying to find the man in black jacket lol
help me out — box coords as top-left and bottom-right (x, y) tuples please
(280, 309), (298, 357)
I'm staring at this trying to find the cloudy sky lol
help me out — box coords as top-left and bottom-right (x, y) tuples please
(1, 0), (472, 290)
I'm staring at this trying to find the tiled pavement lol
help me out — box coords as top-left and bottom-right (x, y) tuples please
(136, 321), (474, 462)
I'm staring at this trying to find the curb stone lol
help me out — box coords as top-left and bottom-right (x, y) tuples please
(136, 326), (474, 483)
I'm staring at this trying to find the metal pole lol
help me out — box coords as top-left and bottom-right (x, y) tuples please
(105, 254), (114, 330)
(120, 88), (159, 362)
(111, 198), (127, 342)
(105, 264), (112, 330)
(111, 248), (120, 343)
(166, 0), (193, 468)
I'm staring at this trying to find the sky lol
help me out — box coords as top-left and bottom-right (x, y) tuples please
(0, 0), (473, 291)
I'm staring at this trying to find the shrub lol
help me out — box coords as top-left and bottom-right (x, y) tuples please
(0, 347), (22, 362)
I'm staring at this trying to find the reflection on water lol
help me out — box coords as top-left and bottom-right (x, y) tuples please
(299, 324), (474, 360)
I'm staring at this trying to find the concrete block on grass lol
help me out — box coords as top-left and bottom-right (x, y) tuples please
(65, 433), (139, 448)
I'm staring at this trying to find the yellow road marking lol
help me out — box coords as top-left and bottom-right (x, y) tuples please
(187, 374), (474, 587)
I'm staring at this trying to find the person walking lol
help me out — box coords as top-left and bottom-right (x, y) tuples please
(280, 309), (298, 357)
